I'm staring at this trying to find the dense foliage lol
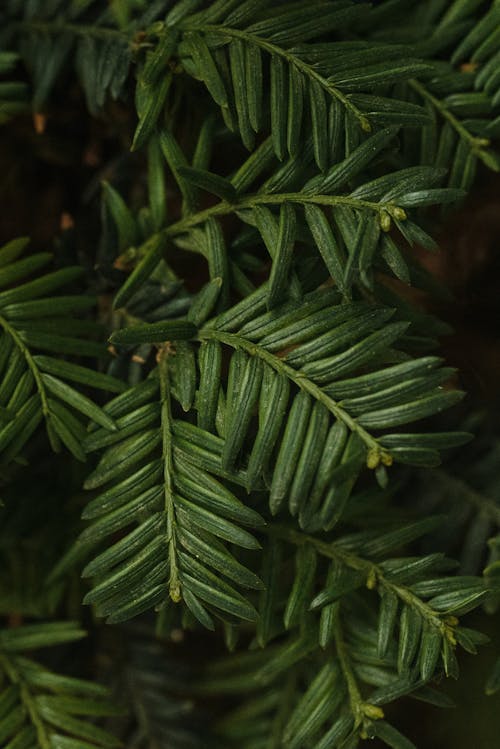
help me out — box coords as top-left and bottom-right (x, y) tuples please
(1, 1), (500, 747)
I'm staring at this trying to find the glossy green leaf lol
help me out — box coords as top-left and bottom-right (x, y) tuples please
(132, 72), (173, 151)
(267, 203), (296, 308)
(110, 320), (197, 346)
(178, 166), (237, 202)
(284, 543), (317, 629)
(185, 31), (227, 107)
(397, 605), (422, 674)
(42, 374), (117, 431)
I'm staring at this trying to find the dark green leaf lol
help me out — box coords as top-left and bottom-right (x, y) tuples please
(110, 320), (197, 346)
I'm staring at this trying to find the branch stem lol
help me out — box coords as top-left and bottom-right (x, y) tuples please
(265, 523), (450, 636)
(410, 79), (490, 152)
(332, 615), (365, 726)
(11, 19), (130, 41)
(198, 327), (389, 461)
(180, 22), (370, 131)
(158, 348), (181, 603)
(166, 192), (395, 239)
(0, 314), (49, 417)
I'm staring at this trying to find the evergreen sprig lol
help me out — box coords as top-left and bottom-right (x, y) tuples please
(0, 238), (123, 468)
(0, 622), (120, 749)
(1, 1), (500, 747)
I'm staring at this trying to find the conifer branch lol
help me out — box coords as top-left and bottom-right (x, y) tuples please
(264, 523), (459, 639)
(0, 313), (50, 418)
(179, 22), (372, 131)
(199, 327), (390, 463)
(0, 652), (52, 748)
(410, 79), (491, 156)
